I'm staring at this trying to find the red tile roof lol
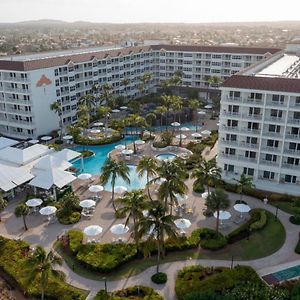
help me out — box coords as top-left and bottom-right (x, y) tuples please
(0, 44), (282, 72)
(151, 44), (281, 55)
(222, 75), (300, 93)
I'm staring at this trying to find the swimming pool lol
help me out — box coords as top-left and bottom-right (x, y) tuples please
(71, 136), (147, 191)
(156, 153), (177, 161)
(262, 265), (300, 284)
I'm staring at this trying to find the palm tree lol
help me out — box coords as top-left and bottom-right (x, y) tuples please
(156, 160), (188, 214)
(78, 94), (96, 128)
(0, 194), (7, 222)
(235, 174), (255, 202)
(14, 203), (29, 231)
(171, 96), (183, 123)
(208, 76), (222, 88)
(50, 101), (63, 139)
(154, 106), (167, 132)
(100, 158), (130, 211)
(139, 73), (152, 95)
(137, 156), (158, 200)
(100, 83), (114, 107)
(136, 200), (177, 273)
(97, 106), (112, 138)
(27, 246), (63, 300)
(188, 99), (200, 131)
(192, 158), (221, 195)
(206, 188), (230, 233)
(77, 104), (89, 130)
(121, 78), (130, 100)
(115, 190), (148, 248)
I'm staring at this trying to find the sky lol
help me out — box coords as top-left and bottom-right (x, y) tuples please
(0, 0), (299, 23)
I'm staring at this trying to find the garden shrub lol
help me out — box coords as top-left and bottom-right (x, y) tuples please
(151, 272), (167, 284)
(250, 210), (267, 230)
(183, 290), (222, 300)
(57, 210), (81, 225)
(175, 265), (261, 300)
(193, 182), (205, 193)
(75, 134), (122, 146)
(290, 215), (300, 225)
(76, 243), (137, 273)
(54, 139), (63, 144)
(198, 228), (227, 250)
(0, 236), (86, 300)
(68, 230), (84, 254)
(80, 150), (94, 158)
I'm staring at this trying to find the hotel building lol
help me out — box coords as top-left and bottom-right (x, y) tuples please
(0, 44), (280, 139)
(218, 42), (300, 195)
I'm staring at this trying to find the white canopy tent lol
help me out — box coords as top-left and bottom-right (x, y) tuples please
(0, 137), (19, 150)
(51, 148), (81, 162)
(33, 156), (72, 171)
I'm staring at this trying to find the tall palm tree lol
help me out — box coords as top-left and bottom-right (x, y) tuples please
(208, 76), (222, 88)
(136, 200), (177, 273)
(50, 101), (63, 138)
(206, 188), (230, 233)
(192, 158), (221, 195)
(139, 73), (152, 95)
(121, 78), (130, 100)
(100, 158), (130, 211)
(145, 112), (157, 137)
(188, 99), (200, 131)
(115, 190), (148, 248)
(235, 174), (255, 202)
(97, 106), (112, 138)
(137, 156), (158, 200)
(14, 203), (29, 231)
(27, 246), (63, 300)
(77, 104), (89, 130)
(171, 96), (183, 123)
(156, 160), (188, 214)
(100, 83), (114, 107)
(154, 106), (167, 132)
(78, 94), (96, 128)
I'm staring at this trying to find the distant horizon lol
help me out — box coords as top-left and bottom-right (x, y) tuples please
(1, 0), (299, 24)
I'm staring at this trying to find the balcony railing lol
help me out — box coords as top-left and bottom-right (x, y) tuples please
(260, 159), (280, 167)
(284, 149), (300, 156)
(260, 146), (281, 153)
(265, 101), (287, 107)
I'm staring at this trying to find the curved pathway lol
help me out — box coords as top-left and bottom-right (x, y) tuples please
(56, 192), (300, 300)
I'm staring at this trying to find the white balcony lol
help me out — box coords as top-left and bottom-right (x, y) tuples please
(265, 101), (287, 108)
(5, 87), (31, 94)
(283, 149), (300, 156)
(260, 159), (280, 167)
(264, 116), (285, 124)
(240, 128), (261, 135)
(260, 146), (281, 153)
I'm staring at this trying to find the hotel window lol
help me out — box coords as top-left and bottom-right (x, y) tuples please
(270, 109), (282, 118)
(247, 122), (259, 130)
(272, 94), (284, 103)
(269, 125), (280, 133)
(249, 107), (260, 115)
(296, 97), (300, 106)
(225, 148), (236, 155)
(267, 140), (279, 148)
(285, 175), (297, 183)
(245, 151), (256, 158)
(289, 143), (300, 151)
(263, 171), (274, 179)
(246, 137), (258, 145)
(224, 164), (234, 172)
(227, 120), (238, 127)
(250, 93), (262, 100)
(243, 168), (254, 176)
(225, 134), (237, 141)
(287, 157), (299, 165)
(294, 112), (300, 120)
(265, 154), (277, 162)
(229, 91), (240, 98)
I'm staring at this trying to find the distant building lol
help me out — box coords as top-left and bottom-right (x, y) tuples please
(0, 43), (281, 139)
(218, 41), (300, 195)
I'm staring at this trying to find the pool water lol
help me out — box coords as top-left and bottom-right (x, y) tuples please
(156, 153), (177, 161)
(71, 136), (147, 191)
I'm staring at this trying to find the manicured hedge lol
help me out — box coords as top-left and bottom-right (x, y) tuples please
(75, 134), (122, 146)
(94, 286), (164, 300)
(0, 236), (86, 300)
(290, 215), (300, 225)
(151, 272), (168, 284)
(175, 265), (261, 300)
(198, 228), (227, 250)
(57, 210), (81, 225)
(68, 230), (84, 254)
(250, 210), (267, 230)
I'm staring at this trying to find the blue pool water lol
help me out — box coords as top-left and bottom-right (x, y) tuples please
(71, 136), (147, 191)
(156, 153), (177, 161)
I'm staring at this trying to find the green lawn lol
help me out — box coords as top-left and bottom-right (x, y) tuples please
(55, 210), (286, 280)
(270, 201), (300, 215)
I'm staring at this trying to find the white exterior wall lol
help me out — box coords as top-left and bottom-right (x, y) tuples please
(218, 87), (300, 195)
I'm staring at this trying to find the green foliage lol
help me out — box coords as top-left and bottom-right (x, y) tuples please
(183, 290), (222, 300)
(151, 272), (167, 284)
(94, 286), (164, 300)
(198, 228), (227, 250)
(75, 134), (122, 146)
(57, 211), (81, 225)
(80, 150), (94, 158)
(175, 265), (261, 300)
(68, 230), (84, 255)
(250, 210), (267, 230)
(0, 194), (7, 212)
(76, 243), (137, 273)
(57, 191), (81, 224)
(0, 236), (86, 300)
(295, 238), (300, 254)
(193, 181), (205, 193)
(153, 131), (173, 148)
(290, 215), (300, 225)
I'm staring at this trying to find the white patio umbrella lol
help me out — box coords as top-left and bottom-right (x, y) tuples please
(26, 198), (43, 207)
(171, 122), (181, 127)
(120, 106), (128, 110)
(121, 149), (133, 155)
(155, 178), (166, 185)
(78, 173), (92, 180)
(197, 111), (206, 116)
(142, 210), (149, 217)
(110, 224), (129, 235)
(89, 185), (104, 193)
(180, 127), (190, 132)
(115, 144), (125, 151)
(28, 139), (39, 144)
(62, 135), (73, 141)
(213, 210), (231, 224)
(204, 105), (213, 109)
(40, 136), (52, 142)
(175, 194), (188, 202)
(234, 204), (251, 218)
(176, 134), (187, 139)
(112, 109), (120, 113)
(39, 206), (57, 216)
(79, 199), (96, 208)
(216, 122), (220, 127)
(135, 140), (145, 145)
(83, 225), (103, 236)
(201, 130), (211, 136)
(93, 122), (104, 126)
(175, 218), (191, 229)
(201, 192), (209, 199)
(191, 132), (202, 138)
(90, 129), (101, 134)
(115, 186), (127, 194)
